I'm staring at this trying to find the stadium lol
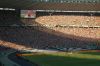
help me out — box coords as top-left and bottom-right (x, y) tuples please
(0, 0), (100, 66)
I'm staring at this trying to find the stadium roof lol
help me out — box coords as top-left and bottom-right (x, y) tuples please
(0, 0), (100, 11)
(33, 0), (100, 3)
(0, 0), (34, 9)
(30, 3), (100, 11)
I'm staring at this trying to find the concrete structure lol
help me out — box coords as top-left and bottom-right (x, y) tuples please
(0, 0), (100, 11)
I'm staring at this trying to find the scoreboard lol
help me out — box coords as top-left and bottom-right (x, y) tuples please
(21, 10), (36, 18)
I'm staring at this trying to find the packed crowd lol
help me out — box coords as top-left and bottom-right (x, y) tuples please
(0, 25), (99, 51)
(36, 15), (100, 27)
(0, 12), (100, 51)
(0, 27), (33, 51)
(52, 28), (100, 39)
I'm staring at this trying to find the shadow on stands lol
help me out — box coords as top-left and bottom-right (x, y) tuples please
(0, 10), (100, 51)
(0, 10), (22, 26)
(0, 18), (99, 51)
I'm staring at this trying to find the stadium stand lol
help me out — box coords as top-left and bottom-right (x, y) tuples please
(30, 3), (100, 11)
(33, 0), (100, 3)
(0, 0), (99, 51)
(0, 46), (10, 51)
(0, 10), (21, 26)
(0, 18), (99, 51)
(36, 15), (100, 27)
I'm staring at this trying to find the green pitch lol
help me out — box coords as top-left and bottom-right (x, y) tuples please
(22, 52), (100, 66)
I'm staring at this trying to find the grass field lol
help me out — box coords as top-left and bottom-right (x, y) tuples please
(22, 51), (100, 66)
